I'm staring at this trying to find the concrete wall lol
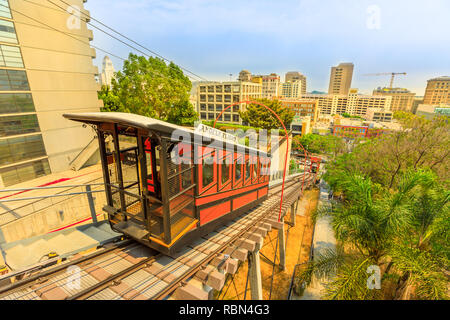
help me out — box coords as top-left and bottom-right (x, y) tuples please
(0, 184), (106, 243)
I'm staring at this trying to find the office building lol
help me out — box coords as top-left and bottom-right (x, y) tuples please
(252, 73), (280, 99)
(197, 81), (262, 123)
(302, 89), (391, 117)
(0, 0), (102, 187)
(285, 71), (307, 95)
(373, 87), (415, 112)
(281, 80), (305, 99)
(328, 62), (354, 95)
(423, 76), (450, 105)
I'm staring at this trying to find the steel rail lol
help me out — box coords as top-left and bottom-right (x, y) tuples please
(151, 180), (307, 300)
(0, 240), (132, 297)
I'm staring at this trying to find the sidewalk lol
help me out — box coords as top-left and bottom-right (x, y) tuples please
(298, 180), (337, 300)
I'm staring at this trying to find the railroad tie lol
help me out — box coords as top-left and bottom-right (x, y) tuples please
(194, 265), (226, 291)
(223, 246), (248, 262)
(209, 254), (239, 274)
(173, 282), (210, 300)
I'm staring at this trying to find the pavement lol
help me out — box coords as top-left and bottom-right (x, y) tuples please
(298, 180), (337, 300)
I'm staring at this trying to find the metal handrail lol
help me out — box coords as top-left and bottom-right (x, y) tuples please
(0, 190), (105, 202)
(0, 177), (105, 224)
(0, 183), (105, 192)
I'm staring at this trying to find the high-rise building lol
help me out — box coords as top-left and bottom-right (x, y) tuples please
(328, 62), (354, 95)
(197, 81), (262, 124)
(0, 0), (101, 187)
(372, 87), (415, 112)
(285, 71), (307, 95)
(423, 76), (450, 105)
(100, 55), (115, 87)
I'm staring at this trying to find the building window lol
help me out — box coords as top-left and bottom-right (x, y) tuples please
(208, 113), (214, 120)
(0, 70), (30, 91)
(216, 105), (222, 111)
(0, 45), (24, 68)
(233, 114), (239, 122)
(200, 103), (206, 111)
(0, 114), (41, 137)
(0, 93), (35, 114)
(215, 85), (222, 93)
(207, 86), (214, 93)
(0, 19), (17, 44)
(200, 112), (206, 120)
(224, 114), (231, 121)
(208, 104), (214, 111)
(0, 158), (50, 187)
(0, 0), (12, 19)
(233, 105), (240, 112)
(199, 86), (206, 93)
(0, 134), (47, 166)
(208, 95), (214, 102)
(216, 95), (222, 102)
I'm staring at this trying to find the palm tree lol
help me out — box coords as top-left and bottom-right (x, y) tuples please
(296, 169), (449, 300)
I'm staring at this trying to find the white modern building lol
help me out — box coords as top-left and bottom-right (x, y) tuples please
(100, 55), (115, 87)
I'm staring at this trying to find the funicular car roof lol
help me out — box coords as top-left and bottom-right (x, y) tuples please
(63, 112), (270, 156)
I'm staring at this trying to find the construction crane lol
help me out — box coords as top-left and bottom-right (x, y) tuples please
(363, 72), (407, 88)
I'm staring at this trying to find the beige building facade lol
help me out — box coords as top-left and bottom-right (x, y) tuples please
(373, 87), (415, 112)
(302, 88), (392, 117)
(197, 81), (262, 124)
(423, 76), (450, 105)
(281, 80), (305, 99)
(0, 0), (102, 187)
(328, 62), (354, 95)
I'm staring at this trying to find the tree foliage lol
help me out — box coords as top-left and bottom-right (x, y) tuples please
(298, 169), (449, 300)
(325, 114), (450, 189)
(239, 98), (295, 130)
(292, 133), (346, 159)
(98, 53), (198, 126)
(297, 114), (450, 300)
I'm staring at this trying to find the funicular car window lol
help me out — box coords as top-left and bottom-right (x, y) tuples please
(202, 150), (215, 189)
(245, 158), (251, 181)
(235, 157), (242, 181)
(222, 161), (230, 184)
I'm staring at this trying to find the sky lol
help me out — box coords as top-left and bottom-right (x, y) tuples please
(86, 0), (450, 96)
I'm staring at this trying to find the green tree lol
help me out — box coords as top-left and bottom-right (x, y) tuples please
(293, 134), (346, 158)
(239, 98), (294, 130)
(297, 169), (449, 300)
(325, 114), (450, 189)
(98, 85), (120, 112)
(98, 53), (197, 126)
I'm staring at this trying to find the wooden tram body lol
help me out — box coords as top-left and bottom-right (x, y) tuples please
(64, 112), (271, 256)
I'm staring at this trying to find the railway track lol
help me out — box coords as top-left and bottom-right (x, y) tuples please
(0, 173), (315, 300)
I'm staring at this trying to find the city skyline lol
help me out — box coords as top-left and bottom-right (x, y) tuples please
(86, 0), (450, 96)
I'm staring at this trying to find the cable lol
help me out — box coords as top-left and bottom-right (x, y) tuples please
(48, 0), (208, 81)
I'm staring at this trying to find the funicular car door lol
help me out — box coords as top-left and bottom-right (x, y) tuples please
(100, 124), (144, 228)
